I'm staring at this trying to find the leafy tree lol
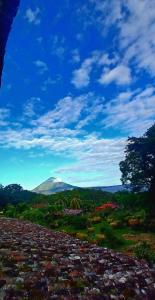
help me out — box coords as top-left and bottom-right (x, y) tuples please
(70, 197), (81, 209)
(4, 184), (23, 193)
(0, 184), (4, 190)
(120, 124), (155, 209)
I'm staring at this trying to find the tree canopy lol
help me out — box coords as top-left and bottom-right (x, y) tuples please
(120, 123), (155, 207)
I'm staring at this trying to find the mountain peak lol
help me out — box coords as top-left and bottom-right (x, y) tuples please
(33, 177), (76, 195)
(46, 177), (56, 182)
(46, 177), (62, 183)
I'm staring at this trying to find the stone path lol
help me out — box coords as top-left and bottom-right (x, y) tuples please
(0, 218), (155, 300)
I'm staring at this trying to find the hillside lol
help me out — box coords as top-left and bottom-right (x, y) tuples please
(32, 177), (76, 195)
(0, 218), (155, 299)
(32, 177), (127, 195)
(92, 185), (128, 193)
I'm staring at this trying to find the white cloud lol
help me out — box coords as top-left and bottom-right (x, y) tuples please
(103, 86), (155, 134)
(0, 87), (154, 186)
(35, 93), (97, 128)
(71, 51), (120, 89)
(23, 97), (41, 118)
(99, 65), (131, 85)
(54, 137), (125, 186)
(97, 53), (118, 66)
(71, 49), (80, 64)
(71, 57), (95, 88)
(34, 60), (48, 74)
(51, 35), (66, 59)
(24, 7), (41, 25)
(0, 108), (10, 126)
(91, 0), (155, 77)
(41, 76), (61, 91)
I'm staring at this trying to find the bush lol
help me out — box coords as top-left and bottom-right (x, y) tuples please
(110, 221), (121, 228)
(70, 215), (88, 230)
(134, 242), (155, 264)
(109, 210), (129, 224)
(100, 223), (124, 248)
(89, 216), (102, 224)
(96, 234), (106, 241)
(76, 232), (88, 240)
(87, 227), (95, 233)
(21, 208), (45, 225)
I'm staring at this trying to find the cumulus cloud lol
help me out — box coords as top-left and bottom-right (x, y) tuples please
(24, 7), (41, 25)
(99, 65), (131, 85)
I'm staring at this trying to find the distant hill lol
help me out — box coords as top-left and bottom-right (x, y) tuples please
(33, 177), (128, 195)
(91, 185), (128, 193)
(32, 177), (77, 195)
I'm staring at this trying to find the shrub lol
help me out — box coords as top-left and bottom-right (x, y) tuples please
(76, 233), (88, 240)
(134, 242), (155, 264)
(90, 216), (102, 224)
(87, 227), (95, 233)
(147, 219), (155, 232)
(100, 223), (124, 248)
(110, 210), (129, 224)
(96, 234), (106, 241)
(128, 218), (141, 227)
(70, 215), (88, 230)
(21, 208), (45, 225)
(110, 221), (121, 228)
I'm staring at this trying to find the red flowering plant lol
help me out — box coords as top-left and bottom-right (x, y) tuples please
(95, 202), (119, 217)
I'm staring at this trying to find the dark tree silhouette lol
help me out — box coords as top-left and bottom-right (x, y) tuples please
(4, 184), (23, 194)
(0, 0), (20, 85)
(120, 123), (155, 210)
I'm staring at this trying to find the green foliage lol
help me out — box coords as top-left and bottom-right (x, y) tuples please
(100, 223), (125, 248)
(120, 123), (155, 207)
(114, 191), (148, 210)
(46, 188), (113, 211)
(4, 184), (23, 193)
(21, 208), (45, 225)
(70, 197), (81, 209)
(65, 215), (88, 230)
(134, 241), (155, 264)
(5, 204), (17, 218)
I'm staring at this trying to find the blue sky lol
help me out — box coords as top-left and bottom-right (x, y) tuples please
(0, 0), (155, 190)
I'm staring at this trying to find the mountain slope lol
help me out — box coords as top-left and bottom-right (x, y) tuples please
(33, 177), (128, 195)
(32, 177), (77, 195)
(92, 185), (128, 193)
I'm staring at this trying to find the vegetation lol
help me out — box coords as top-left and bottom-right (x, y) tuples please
(120, 123), (155, 210)
(0, 184), (38, 207)
(1, 122), (155, 265)
(0, 184), (155, 264)
(134, 241), (155, 265)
